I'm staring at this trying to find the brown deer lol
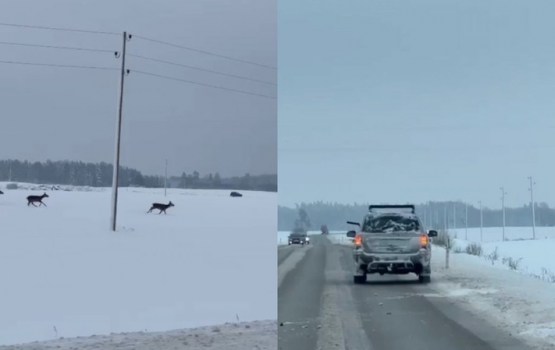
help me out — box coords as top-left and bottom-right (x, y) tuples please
(147, 201), (174, 214)
(27, 192), (49, 207)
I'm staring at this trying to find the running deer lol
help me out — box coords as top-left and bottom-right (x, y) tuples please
(147, 201), (174, 214)
(27, 192), (49, 207)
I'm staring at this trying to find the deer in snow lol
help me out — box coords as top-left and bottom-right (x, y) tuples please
(27, 192), (49, 207)
(147, 201), (174, 214)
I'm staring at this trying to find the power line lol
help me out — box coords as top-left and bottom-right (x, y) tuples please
(0, 40), (117, 54)
(130, 69), (276, 99)
(132, 34), (277, 70)
(128, 53), (276, 86)
(0, 59), (117, 71)
(0, 22), (119, 36)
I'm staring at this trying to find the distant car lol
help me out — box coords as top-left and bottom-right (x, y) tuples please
(347, 205), (438, 284)
(288, 233), (308, 245)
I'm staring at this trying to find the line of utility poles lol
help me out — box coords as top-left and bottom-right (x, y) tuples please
(447, 177), (537, 243)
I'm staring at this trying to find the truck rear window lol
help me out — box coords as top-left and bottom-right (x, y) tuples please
(362, 215), (420, 233)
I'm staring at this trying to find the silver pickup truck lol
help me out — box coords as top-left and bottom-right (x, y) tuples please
(347, 205), (437, 284)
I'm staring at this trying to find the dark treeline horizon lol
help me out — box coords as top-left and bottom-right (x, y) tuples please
(0, 159), (277, 192)
(278, 201), (554, 231)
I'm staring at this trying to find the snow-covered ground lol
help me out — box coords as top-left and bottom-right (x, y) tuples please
(438, 227), (555, 348)
(0, 320), (277, 350)
(0, 183), (277, 346)
(431, 245), (555, 349)
(447, 227), (555, 283)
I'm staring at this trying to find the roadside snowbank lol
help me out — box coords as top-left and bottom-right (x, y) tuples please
(431, 244), (555, 349)
(447, 227), (555, 282)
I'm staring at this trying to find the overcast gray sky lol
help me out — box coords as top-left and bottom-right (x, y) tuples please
(1, 0), (276, 177)
(279, 0), (555, 209)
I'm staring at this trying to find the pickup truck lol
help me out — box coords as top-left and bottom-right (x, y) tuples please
(347, 205), (437, 284)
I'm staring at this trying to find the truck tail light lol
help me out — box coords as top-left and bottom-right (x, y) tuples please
(354, 234), (363, 247)
(420, 234), (429, 247)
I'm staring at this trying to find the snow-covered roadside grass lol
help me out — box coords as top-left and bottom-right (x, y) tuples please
(441, 227), (555, 284)
(0, 320), (277, 350)
(431, 227), (555, 347)
(431, 245), (555, 349)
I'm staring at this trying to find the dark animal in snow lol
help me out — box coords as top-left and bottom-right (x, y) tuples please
(230, 191), (243, 197)
(147, 201), (174, 214)
(27, 193), (49, 207)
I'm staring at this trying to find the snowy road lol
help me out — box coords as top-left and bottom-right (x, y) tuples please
(277, 236), (532, 350)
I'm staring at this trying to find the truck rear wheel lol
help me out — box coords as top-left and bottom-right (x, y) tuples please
(354, 275), (367, 284)
(418, 275), (431, 283)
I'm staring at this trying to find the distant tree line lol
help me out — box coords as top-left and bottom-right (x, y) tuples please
(172, 172), (276, 191)
(0, 160), (277, 192)
(278, 200), (555, 231)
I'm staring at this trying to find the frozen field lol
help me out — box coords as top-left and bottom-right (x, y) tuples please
(0, 183), (277, 346)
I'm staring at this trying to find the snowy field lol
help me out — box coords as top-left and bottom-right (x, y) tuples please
(0, 183), (277, 346)
(448, 225), (555, 242)
(0, 320), (277, 350)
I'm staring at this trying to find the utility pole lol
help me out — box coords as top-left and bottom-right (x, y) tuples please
(465, 202), (468, 240)
(453, 202), (456, 230)
(443, 205), (447, 232)
(500, 186), (507, 241)
(479, 200), (483, 242)
(164, 159), (168, 197)
(110, 31), (130, 232)
(528, 176), (536, 240)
